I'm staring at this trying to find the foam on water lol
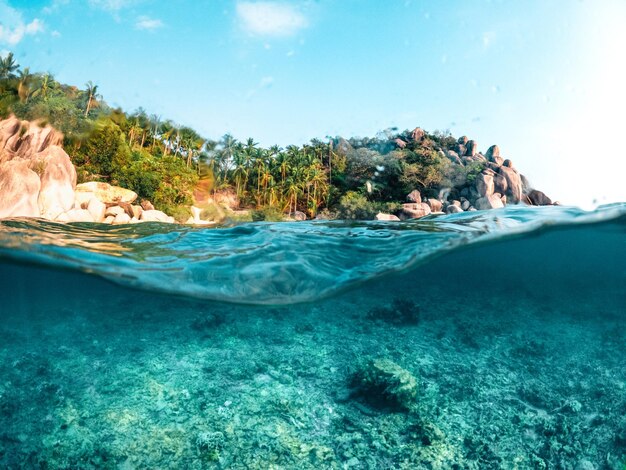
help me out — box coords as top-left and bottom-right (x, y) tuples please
(0, 204), (624, 304)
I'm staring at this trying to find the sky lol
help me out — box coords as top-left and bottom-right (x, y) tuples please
(1, 0), (625, 207)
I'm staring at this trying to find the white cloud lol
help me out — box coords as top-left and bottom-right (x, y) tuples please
(236, 1), (307, 37)
(135, 16), (163, 31)
(88, 0), (135, 11)
(0, 2), (45, 46)
(482, 31), (496, 48)
(246, 75), (275, 99)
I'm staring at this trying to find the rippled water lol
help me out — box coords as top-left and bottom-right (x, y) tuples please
(0, 205), (625, 468)
(1, 204), (624, 304)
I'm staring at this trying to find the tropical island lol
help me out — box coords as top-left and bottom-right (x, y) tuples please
(0, 53), (554, 224)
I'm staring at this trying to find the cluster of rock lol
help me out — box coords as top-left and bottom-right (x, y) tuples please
(0, 116), (176, 224)
(377, 132), (555, 221)
(59, 181), (175, 224)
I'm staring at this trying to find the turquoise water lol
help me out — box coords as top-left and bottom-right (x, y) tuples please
(0, 205), (625, 468)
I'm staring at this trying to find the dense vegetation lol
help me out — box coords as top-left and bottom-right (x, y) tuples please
(1, 53), (480, 220)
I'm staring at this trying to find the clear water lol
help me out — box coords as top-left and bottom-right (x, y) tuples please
(0, 205), (625, 469)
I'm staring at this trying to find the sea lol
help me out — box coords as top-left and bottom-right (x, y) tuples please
(0, 204), (625, 469)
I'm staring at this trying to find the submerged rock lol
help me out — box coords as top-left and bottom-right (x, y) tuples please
(350, 359), (418, 411)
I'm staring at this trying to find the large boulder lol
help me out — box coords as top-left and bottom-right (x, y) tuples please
(475, 172), (494, 197)
(445, 150), (462, 165)
(375, 213), (400, 221)
(0, 159), (41, 218)
(401, 203), (428, 219)
(425, 198), (443, 212)
(485, 145), (500, 160)
(87, 198), (106, 222)
(406, 189), (422, 204)
(493, 173), (508, 195)
(410, 127), (425, 142)
(524, 189), (553, 206)
(475, 194), (505, 210)
(141, 210), (174, 223)
(498, 166), (523, 203)
(465, 140), (478, 157)
(75, 182), (137, 205)
(57, 208), (95, 223)
(36, 146), (77, 220)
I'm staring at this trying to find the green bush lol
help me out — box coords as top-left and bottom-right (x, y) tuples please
(336, 191), (401, 220)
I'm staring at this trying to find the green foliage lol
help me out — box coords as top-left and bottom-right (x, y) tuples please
(251, 206), (285, 222)
(336, 191), (401, 220)
(72, 119), (130, 179)
(444, 160), (485, 188)
(115, 151), (197, 215)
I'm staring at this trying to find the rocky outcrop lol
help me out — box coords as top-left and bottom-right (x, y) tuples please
(0, 116), (179, 224)
(0, 116), (75, 219)
(0, 160), (41, 218)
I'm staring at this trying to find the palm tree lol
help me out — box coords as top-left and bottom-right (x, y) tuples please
(84, 81), (100, 117)
(0, 52), (19, 79)
(17, 68), (33, 103)
(30, 73), (54, 102)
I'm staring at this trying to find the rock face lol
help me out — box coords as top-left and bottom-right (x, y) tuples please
(0, 160), (41, 218)
(0, 116), (177, 224)
(0, 116), (73, 219)
(37, 146), (77, 219)
(498, 166), (523, 203)
(0, 116), (64, 163)
(475, 173), (494, 197)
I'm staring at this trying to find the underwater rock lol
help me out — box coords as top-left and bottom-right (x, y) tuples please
(350, 358), (418, 411)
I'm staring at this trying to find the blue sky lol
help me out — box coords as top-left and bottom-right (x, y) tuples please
(2, 0), (625, 207)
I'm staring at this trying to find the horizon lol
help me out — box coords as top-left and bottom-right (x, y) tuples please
(2, 0), (626, 207)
